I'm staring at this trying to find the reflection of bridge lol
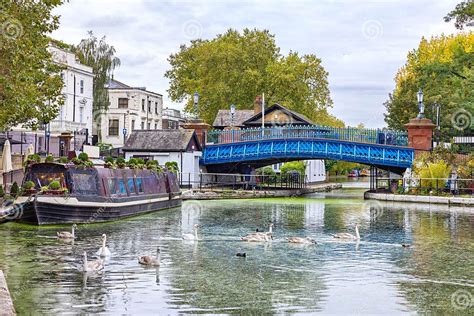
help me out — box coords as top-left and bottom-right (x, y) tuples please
(202, 126), (414, 174)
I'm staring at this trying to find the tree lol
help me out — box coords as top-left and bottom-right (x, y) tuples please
(72, 31), (121, 141)
(166, 28), (343, 127)
(384, 33), (474, 138)
(0, 0), (65, 129)
(444, 0), (474, 29)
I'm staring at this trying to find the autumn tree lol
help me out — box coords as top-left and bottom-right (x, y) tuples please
(0, 0), (65, 129)
(444, 0), (474, 29)
(384, 33), (474, 139)
(166, 28), (343, 127)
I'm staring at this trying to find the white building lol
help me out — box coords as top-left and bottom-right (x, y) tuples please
(97, 79), (163, 148)
(48, 45), (94, 138)
(162, 108), (185, 129)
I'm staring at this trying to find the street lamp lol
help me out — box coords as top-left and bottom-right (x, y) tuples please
(193, 92), (199, 118)
(230, 104), (235, 127)
(417, 88), (425, 119)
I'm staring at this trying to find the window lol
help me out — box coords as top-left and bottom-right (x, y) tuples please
(155, 102), (158, 114)
(142, 99), (145, 111)
(108, 119), (119, 136)
(108, 178), (117, 195)
(148, 100), (151, 112)
(118, 98), (128, 109)
(147, 122), (151, 129)
(135, 178), (144, 193)
(118, 179), (126, 194)
(127, 178), (135, 194)
(132, 120), (135, 130)
(155, 123), (158, 129)
(80, 80), (84, 94)
(141, 121), (145, 130)
(79, 107), (84, 124)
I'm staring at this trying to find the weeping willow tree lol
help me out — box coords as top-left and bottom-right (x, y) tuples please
(72, 31), (121, 141)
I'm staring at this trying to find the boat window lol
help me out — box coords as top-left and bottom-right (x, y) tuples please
(127, 178), (136, 194)
(118, 179), (127, 195)
(135, 178), (144, 193)
(108, 178), (117, 195)
(33, 172), (66, 188)
(70, 173), (98, 195)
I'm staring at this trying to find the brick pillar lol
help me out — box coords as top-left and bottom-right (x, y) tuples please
(181, 120), (210, 147)
(404, 117), (436, 157)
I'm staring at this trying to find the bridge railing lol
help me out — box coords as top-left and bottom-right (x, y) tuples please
(207, 125), (408, 147)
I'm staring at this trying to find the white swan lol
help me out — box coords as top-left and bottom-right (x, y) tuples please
(138, 247), (161, 266)
(57, 224), (77, 239)
(82, 251), (104, 272)
(333, 224), (360, 240)
(243, 223), (273, 240)
(287, 236), (317, 244)
(182, 224), (201, 241)
(96, 234), (112, 257)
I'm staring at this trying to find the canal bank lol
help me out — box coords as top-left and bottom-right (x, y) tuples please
(0, 271), (15, 316)
(182, 182), (342, 200)
(364, 191), (474, 206)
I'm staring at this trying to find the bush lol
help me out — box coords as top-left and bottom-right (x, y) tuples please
(23, 180), (35, 190)
(48, 180), (61, 190)
(0, 185), (4, 198)
(419, 160), (452, 190)
(78, 152), (89, 162)
(165, 161), (179, 173)
(24, 154), (41, 166)
(45, 154), (54, 163)
(136, 158), (145, 165)
(10, 182), (20, 197)
(105, 156), (115, 164)
(58, 156), (69, 163)
(256, 167), (276, 183)
(281, 161), (306, 176)
(116, 157), (126, 168)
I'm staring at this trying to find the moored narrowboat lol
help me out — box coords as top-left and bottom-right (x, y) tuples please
(11, 162), (181, 225)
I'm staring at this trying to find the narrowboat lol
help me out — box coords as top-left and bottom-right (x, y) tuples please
(10, 162), (181, 225)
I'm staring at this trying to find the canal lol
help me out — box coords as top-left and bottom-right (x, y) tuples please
(0, 187), (472, 314)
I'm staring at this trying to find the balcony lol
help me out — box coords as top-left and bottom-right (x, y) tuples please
(49, 120), (88, 133)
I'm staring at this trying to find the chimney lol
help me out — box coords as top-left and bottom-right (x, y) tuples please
(254, 95), (262, 115)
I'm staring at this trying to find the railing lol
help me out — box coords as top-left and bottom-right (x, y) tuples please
(374, 177), (474, 196)
(179, 172), (306, 191)
(207, 125), (408, 147)
(49, 120), (88, 132)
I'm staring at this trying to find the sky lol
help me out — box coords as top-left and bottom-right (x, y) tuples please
(51, 0), (461, 128)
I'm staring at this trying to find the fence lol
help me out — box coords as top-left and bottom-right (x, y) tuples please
(207, 125), (408, 147)
(374, 177), (474, 196)
(179, 172), (306, 191)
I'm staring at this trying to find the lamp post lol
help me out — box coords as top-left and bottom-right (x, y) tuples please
(417, 88), (425, 119)
(230, 104), (236, 142)
(193, 92), (199, 119)
(433, 103), (441, 145)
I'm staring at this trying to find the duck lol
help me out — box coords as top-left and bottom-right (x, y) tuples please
(138, 247), (161, 266)
(333, 224), (360, 240)
(57, 224), (77, 239)
(287, 236), (317, 244)
(182, 224), (201, 241)
(401, 243), (411, 248)
(241, 233), (271, 242)
(82, 251), (104, 272)
(96, 234), (112, 257)
(236, 252), (246, 257)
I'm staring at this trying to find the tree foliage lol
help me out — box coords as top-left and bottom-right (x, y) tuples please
(166, 28), (343, 126)
(0, 0), (65, 129)
(72, 31), (121, 112)
(384, 33), (474, 138)
(444, 0), (474, 30)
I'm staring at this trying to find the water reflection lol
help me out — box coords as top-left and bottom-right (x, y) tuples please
(0, 190), (472, 314)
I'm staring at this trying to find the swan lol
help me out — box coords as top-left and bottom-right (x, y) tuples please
(96, 234), (112, 257)
(138, 247), (161, 266)
(182, 224), (201, 241)
(333, 224), (360, 240)
(57, 224), (77, 239)
(287, 237), (317, 244)
(243, 223), (274, 239)
(82, 251), (104, 272)
(241, 233), (271, 242)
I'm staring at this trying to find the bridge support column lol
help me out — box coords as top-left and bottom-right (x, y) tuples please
(404, 117), (436, 157)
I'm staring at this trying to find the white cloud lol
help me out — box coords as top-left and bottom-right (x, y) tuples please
(52, 0), (460, 127)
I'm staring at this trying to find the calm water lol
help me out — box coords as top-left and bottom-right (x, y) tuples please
(0, 188), (473, 315)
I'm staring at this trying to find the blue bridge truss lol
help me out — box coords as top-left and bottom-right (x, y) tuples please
(202, 126), (414, 174)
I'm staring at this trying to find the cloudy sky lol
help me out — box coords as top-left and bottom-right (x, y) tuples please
(52, 0), (460, 127)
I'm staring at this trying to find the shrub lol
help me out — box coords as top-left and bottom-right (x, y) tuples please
(58, 156), (69, 163)
(136, 158), (145, 165)
(146, 160), (158, 167)
(419, 160), (452, 190)
(78, 152), (89, 162)
(48, 180), (61, 190)
(45, 154), (54, 163)
(165, 161), (179, 172)
(256, 167), (276, 183)
(116, 157), (126, 168)
(24, 154), (41, 166)
(281, 161), (306, 176)
(23, 181), (35, 190)
(104, 156), (115, 164)
(0, 185), (4, 198)
(10, 182), (20, 197)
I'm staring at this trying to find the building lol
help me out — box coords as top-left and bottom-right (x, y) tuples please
(96, 79), (163, 148)
(212, 96), (326, 183)
(162, 108), (185, 129)
(122, 129), (202, 186)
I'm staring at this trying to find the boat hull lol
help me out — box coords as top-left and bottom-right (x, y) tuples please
(14, 195), (181, 225)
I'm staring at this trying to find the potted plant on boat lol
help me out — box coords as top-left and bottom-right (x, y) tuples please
(104, 156), (115, 169)
(24, 154), (41, 167)
(116, 157), (126, 169)
(22, 180), (37, 195)
(44, 180), (67, 196)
